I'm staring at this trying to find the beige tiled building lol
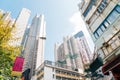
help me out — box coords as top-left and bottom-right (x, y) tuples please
(79, 0), (120, 79)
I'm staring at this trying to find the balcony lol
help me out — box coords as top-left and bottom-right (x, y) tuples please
(83, 0), (96, 17)
(86, 0), (111, 26)
(44, 60), (74, 71)
(56, 73), (80, 80)
(100, 30), (120, 61)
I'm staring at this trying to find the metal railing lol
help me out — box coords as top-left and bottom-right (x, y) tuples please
(101, 30), (120, 59)
(44, 60), (74, 71)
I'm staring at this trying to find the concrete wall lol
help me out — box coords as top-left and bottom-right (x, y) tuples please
(44, 66), (55, 80)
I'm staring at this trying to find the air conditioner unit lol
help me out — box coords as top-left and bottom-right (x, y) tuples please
(118, 35), (120, 39)
(103, 42), (109, 47)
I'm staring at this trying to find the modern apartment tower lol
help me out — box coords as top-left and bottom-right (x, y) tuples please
(13, 8), (31, 46)
(54, 31), (91, 74)
(0, 8), (30, 48)
(23, 14), (46, 79)
(79, 0), (120, 79)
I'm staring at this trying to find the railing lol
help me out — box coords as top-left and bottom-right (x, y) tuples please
(100, 30), (120, 59)
(36, 60), (77, 74)
(44, 60), (74, 71)
(56, 73), (80, 79)
(87, 0), (110, 25)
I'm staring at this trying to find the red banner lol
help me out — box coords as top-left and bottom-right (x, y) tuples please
(12, 57), (24, 72)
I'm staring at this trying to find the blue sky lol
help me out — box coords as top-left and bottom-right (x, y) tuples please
(0, 0), (94, 61)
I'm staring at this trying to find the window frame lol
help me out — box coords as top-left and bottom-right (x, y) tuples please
(93, 5), (120, 39)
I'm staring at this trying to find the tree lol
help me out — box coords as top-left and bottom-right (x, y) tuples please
(57, 53), (78, 64)
(0, 20), (21, 80)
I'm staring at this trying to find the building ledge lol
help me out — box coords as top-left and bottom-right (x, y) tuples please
(103, 45), (120, 63)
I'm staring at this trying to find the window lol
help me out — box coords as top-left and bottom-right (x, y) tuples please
(97, 1), (107, 13)
(107, 46), (113, 53)
(116, 5), (120, 13)
(83, 0), (96, 17)
(103, 20), (109, 27)
(111, 42), (117, 49)
(53, 74), (54, 78)
(52, 68), (54, 72)
(103, 47), (109, 56)
(97, 28), (103, 36)
(107, 10), (119, 24)
(98, 49), (105, 59)
(93, 5), (120, 39)
(94, 32), (99, 39)
(101, 25), (106, 31)
(114, 39), (120, 47)
(98, 7), (103, 13)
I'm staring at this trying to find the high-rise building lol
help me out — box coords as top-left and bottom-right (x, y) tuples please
(12, 8), (31, 46)
(23, 14), (46, 79)
(0, 9), (16, 46)
(79, 0), (120, 79)
(54, 31), (91, 74)
(0, 9), (15, 27)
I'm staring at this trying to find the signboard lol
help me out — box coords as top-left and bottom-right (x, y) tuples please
(11, 56), (24, 76)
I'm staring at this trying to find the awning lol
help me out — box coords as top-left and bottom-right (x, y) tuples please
(102, 54), (120, 75)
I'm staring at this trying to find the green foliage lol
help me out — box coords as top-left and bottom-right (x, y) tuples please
(84, 68), (91, 73)
(57, 53), (78, 64)
(65, 53), (78, 59)
(57, 60), (66, 64)
(0, 20), (21, 80)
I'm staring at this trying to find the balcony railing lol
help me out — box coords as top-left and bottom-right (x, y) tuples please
(44, 60), (74, 71)
(87, 0), (110, 25)
(36, 60), (77, 73)
(100, 30), (120, 60)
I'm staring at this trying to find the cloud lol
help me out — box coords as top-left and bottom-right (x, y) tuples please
(69, 11), (86, 35)
(69, 11), (95, 52)
(69, 11), (82, 32)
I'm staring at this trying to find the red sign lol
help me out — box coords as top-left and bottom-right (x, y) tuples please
(12, 57), (24, 72)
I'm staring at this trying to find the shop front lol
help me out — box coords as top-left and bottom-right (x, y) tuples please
(102, 54), (120, 80)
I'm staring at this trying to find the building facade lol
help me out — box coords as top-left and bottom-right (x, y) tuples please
(23, 14), (46, 79)
(35, 60), (84, 80)
(12, 8), (31, 46)
(54, 31), (92, 74)
(0, 9), (15, 28)
(79, 0), (120, 79)
(0, 8), (30, 52)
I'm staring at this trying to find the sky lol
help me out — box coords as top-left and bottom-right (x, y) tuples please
(0, 0), (94, 61)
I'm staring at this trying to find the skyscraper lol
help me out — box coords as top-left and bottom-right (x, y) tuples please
(0, 8), (30, 48)
(12, 8), (31, 46)
(54, 31), (91, 74)
(23, 14), (46, 78)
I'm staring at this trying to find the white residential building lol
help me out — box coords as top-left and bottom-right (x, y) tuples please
(54, 31), (92, 74)
(13, 8), (31, 46)
(23, 14), (46, 79)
